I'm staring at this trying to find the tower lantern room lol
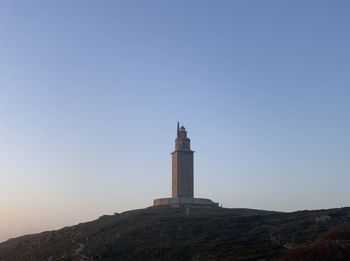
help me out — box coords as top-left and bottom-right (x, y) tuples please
(175, 123), (191, 151)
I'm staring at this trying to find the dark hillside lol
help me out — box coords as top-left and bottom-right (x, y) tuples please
(282, 223), (350, 260)
(0, 207), (349, 261)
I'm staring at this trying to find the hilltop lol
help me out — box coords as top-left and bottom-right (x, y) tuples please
(0, 207), (349, 261)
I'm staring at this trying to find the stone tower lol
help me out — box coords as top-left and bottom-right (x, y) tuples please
(153, 123), (219, 208)
(172, 122), (194, 198)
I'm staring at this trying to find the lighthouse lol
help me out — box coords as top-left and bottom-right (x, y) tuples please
(153, 123), (219, 208)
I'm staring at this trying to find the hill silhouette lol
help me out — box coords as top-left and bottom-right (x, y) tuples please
(0, 207), (349, 261)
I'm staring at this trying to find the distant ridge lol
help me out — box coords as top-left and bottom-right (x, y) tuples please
(0, 207), (349, 261)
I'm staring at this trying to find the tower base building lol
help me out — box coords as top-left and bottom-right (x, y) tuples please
(153, 197), (219, 208)
(153, 123), (219, 208)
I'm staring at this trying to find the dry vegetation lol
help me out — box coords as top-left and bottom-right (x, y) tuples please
(282, 224), (350, 261)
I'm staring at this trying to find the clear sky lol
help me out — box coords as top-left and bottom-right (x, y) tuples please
(0, 1), (349, 242)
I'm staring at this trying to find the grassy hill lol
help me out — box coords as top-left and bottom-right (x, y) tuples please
(0, 206), (349, 261)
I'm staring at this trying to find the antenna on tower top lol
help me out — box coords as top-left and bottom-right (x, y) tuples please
(177, 122), (180, 137)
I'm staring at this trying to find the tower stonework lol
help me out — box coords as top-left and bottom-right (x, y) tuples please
(153, 123), (219, 208)
(172, 123), (194, 198)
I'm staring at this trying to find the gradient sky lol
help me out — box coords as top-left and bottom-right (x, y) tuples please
(1, 1), (350, 242)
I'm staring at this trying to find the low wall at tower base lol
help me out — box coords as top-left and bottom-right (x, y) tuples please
(153, 197), (220, 208)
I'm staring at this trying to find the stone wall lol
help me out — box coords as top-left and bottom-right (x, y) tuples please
(172, 150), (194, 198)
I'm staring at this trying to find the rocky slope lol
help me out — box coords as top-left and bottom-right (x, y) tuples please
(0, 207), (349, 261)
